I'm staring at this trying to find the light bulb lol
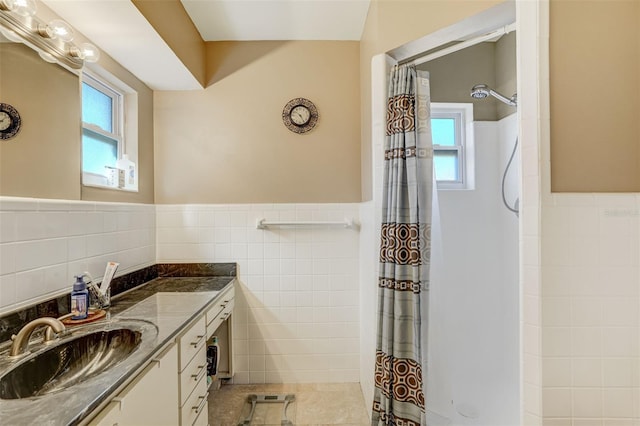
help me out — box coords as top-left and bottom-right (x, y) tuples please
(69, 42), (100, 63)
(10, 0), (36, 17)
(45, 19), (74, 42)
(79, 42), (99, 62)
(48, 19), (74, 42)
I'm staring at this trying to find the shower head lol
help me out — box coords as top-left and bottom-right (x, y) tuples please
(470, 84), (517, 107)
(470, 84), (490, 99)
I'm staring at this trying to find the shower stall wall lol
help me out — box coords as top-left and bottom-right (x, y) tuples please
(427, 113), (520, 425)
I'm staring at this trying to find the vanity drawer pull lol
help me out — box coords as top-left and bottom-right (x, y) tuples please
(193, 393), (209, 414)
(190, 335), (205, 348)
(191, 365), (207, 382)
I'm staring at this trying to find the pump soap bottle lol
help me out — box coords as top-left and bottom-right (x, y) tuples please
(71, 275), (89, 320)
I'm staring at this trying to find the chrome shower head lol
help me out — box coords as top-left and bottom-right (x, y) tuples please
(470, 84), (490, 99)
(470, 83), (517, 107)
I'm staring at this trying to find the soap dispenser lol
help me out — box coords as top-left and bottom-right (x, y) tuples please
(71, 275), (89, 320)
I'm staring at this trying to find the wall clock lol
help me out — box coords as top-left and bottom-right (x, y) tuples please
(0, 103), (21, 140)
(282, 98), (318, 134)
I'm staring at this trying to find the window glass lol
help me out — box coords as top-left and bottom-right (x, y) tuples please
(82, 128), (117, 175)
(82, 82), (113, 132)
(431, 118), (456, 146)
(434, 150), (459, 181)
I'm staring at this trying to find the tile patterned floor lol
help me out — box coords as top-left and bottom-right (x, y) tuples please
(208, 383), (370, 426)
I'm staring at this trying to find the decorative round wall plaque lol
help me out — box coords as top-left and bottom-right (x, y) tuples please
(0, 103), (21, 140)
(282, 98), (318, 134)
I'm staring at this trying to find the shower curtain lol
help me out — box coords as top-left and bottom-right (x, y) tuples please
(371, 64), (433, 426)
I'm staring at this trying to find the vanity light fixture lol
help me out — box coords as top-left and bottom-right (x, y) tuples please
(0, 0), (100, 69)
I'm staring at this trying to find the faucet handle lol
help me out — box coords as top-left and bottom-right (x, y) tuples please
(43, 316), (72, 343)
(9, 317), (67, 357)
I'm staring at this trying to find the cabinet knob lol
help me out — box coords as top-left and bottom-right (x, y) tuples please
(193, 392), (209, 414)
(190, 335), (205, 348)
(191, 365), (207, 382)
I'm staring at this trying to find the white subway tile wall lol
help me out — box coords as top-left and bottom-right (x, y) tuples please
(156, 203), (361, 384)
(0, 197), (156, 316)
(541, 194), (640, 425)
(520, 1), (548, 423)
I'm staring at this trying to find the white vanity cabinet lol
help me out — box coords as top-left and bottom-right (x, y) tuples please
(205, 285), (235, 380)
(89, 343), (179, 426)
(177, 316), (209, 425)
(87, 283), (235, 426)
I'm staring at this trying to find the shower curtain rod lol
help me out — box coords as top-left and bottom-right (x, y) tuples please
(401, 23), (516, 67)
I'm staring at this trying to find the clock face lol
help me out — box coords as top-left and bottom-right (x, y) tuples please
(290, 106), (311, 126)
(0, 112), (10, 131)
(282, 98), (318, 134)
(0, 103), (21, 140)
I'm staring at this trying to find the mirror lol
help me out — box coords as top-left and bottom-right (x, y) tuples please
(0, 4), (153, 204)
(0, 30), (82, 200)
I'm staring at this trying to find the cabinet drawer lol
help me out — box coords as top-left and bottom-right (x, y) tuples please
(179, 316), (207, 372)
(179, 345), (207, 407)
(205, 287), (234, 323)
(207, 298), (234, 338)
(192, 407), (209, 426)
(180, 375), (208, 426)
(88, 400), (120, 426)
(206, 287), (234, 338)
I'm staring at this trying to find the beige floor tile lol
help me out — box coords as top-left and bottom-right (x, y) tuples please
(209, 382), (369, 426)
(295, 391), (368, 424)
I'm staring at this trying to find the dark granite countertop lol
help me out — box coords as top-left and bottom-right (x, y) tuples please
(109, 276), (235, 315)
(0, 263), (236, 426)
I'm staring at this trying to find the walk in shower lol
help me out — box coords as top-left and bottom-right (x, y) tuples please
(417, 30), (520, 425)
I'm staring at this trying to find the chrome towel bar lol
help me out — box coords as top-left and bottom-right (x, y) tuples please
(256, 218), (356, 230)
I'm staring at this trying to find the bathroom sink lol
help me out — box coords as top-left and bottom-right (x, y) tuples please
(0, 327), (142, 399)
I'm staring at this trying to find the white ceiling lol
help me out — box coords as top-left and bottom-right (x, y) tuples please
(181, 0), (371, 41)
(40, 0), (371, 91)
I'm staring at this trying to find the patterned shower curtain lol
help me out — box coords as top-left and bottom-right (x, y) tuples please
(371, 64), (433, 426)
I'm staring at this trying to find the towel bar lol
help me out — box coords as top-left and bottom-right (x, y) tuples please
(256, 218), (356, 229)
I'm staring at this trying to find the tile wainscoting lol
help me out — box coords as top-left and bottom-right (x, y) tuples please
(541, 194), (640, 424)
(0, 197), (155, 316)
(156, 203), (361, 384)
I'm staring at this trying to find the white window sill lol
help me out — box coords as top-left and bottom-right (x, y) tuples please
(82, 172), (138, 193)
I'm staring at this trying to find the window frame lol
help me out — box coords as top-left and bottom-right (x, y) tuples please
(431, 102), (475, 190)
(81, 68), (138, 191)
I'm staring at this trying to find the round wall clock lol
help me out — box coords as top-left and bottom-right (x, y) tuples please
(282, 98), (318, 134)
(0, 103), (21, 140)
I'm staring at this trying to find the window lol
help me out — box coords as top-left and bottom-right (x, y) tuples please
(81, 70), (138, 191)
(82, 75), (121, 176)
(431, 103), (474, 189)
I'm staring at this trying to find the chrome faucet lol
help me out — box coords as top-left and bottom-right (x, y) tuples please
(9, 317), (66, 357)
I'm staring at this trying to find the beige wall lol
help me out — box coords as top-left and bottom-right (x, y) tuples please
(154, 41), (361, 204)
(0, 43), (81, 200)
(550, 0), (640, 192)
(359, 0), (504, 200)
